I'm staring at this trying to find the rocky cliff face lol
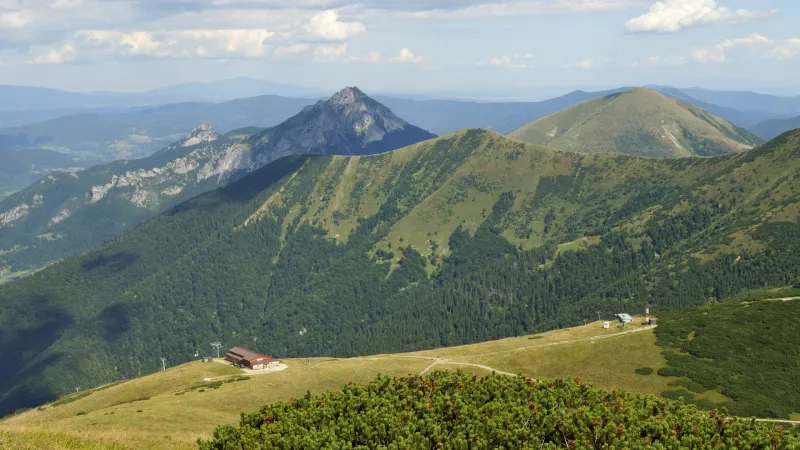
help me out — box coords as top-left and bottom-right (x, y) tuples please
(0, 124), (240, 230)
(0, 125), (254, 276)
(0, 88), (437, 277)
(247, 87), (436, 166)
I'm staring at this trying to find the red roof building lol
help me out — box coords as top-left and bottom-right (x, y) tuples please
(224, 347), (274, 370)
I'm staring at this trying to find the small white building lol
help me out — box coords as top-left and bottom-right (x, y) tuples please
(603, 321), (610, 329)
(616, 313), (633, 324)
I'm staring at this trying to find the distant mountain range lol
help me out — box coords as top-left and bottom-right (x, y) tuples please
(0, 88), (434, 279)
(750, 115), (800, 141)
(1, 81), (799, 168)
(0, 148), (89, 200)
(0, 95), (315, 161)
(0, 78), (325, 113)
(509, 88), (762, 158)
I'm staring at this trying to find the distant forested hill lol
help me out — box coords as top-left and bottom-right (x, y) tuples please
(0, 149), (88, 199)
(3, 129), (800, 416)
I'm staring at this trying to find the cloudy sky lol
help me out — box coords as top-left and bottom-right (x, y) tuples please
(0, 0), (797, 96)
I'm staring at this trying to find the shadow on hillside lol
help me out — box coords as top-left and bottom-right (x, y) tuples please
(166, 155), (312, 215)
(0, 304), (73, 417)
(97, 302), (134, 341)
(81, 251), (139, 273)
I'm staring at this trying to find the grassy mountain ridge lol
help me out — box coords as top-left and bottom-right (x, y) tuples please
(509, 88), (762, 158)
(3, 128), (800, 417)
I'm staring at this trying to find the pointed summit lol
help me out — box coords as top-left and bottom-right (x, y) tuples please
(182, 123), (218, 147)
(329, 86), (367, 107)
(245, 87), (436, 167)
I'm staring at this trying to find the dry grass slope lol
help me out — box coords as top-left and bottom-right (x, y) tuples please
(0, 319), (691, 450)
(509, 88), (759, 158)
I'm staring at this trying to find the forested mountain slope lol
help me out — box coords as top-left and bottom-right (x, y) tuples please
(509, 88), (762, 158)
(0, 88), (434, 279)
(3, 128), (800, 416)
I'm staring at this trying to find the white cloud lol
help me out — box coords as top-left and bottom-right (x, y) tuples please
(692, 34), (774, 63)
(308, 9), (365, 40)
(32, 43), (75, 64)
(390, 48), (423, 63)
(0, 9), (31, 29)
(314, 43), (348, 61)
(397, 0), (634, 20)
(626, 0), (777, 34)
(626, 54), (687, 67)
(358, 51), (381, 62)
(274, 43), (310, 57)
(30, 28), (276, 62)
(487, 53), (534, 68)
(565, 58), (594, 69)
(768, 39), (800, 61)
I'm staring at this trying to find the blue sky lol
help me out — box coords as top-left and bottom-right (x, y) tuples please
(0, 0), (797, 97)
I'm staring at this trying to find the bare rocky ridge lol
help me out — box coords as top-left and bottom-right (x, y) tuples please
(0, 87), (436, 277)
(247, 86), (435, 165)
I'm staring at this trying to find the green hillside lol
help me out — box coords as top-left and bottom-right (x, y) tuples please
(3, 128), (800, 417)
(509, 88), (763, 158)
(656, 297), (800, 418)
(2, 317), (796, 449)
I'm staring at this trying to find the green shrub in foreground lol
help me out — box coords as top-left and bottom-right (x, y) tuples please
(199, 371), (798, 449)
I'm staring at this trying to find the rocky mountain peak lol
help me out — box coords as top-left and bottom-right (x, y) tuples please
(183, 123), (218, 147)
(329, 86), (367, 107)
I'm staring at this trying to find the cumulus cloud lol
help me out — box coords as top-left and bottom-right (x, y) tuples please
(308, 9), (365, 40)
(274, 43), (311, 57)
(769, 39), (800, 61)
(565, 58), (594, 69)
(30, 28), (276, 62)
(692, 34), (777, 63)
(0, 10), (31, 29)
(486, 53), (534, 68)
(358, 51), (381, 62)
(390, 48), (423, 63)
(626, 0), (777, 34)
(626, 54), (687, 67)
(32, 43), (76, 64)
(314, 43), (348, 61)
(397, 0), (633, 20)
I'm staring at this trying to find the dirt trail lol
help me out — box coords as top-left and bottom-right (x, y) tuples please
(364, 326), (656, 378)
(755, 418), (800, 425)
(466, 325), (657, 358)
